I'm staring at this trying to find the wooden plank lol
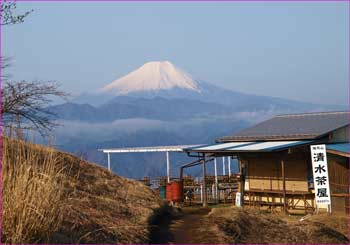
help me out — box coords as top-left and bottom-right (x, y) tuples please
(202, 157), (207, 207)
(214, 157), (218, 202)
(327, 149), (350, 158)
(282, 160), (287, 214)
(247, 189), (312, 195)
(239, 158), (245, 207)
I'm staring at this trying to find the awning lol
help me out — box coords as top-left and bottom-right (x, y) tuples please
(185, 140), (313, 153)
(99, 145), (199, 153)
(326, 143), (350, 157)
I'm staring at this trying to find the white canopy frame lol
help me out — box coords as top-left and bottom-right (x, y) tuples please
(98, 145), (199, 183)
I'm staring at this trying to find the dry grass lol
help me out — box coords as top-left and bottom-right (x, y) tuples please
(51, 151), (162, 244)
(2, 137), (65, 243)
(306, 213), (350, 241)
(208, 207), (350, 244)
(2, 138), (162, 244)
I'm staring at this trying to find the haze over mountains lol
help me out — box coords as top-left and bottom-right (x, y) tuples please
(47, 61), (344, 178)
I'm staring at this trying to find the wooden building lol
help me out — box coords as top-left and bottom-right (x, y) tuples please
(185, 111), (349, 214)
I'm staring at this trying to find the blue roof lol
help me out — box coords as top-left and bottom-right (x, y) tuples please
(326, 143), (350, 154)
(185, 140), (313, 153)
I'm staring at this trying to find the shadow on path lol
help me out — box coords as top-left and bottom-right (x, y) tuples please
(150, 206), (224, 244)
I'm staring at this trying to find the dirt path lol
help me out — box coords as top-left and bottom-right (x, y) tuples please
(150, 206), (349, 244)
(150, 207), (224, 244)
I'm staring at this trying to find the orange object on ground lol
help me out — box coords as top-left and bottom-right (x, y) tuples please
(166, 181), (183, 202)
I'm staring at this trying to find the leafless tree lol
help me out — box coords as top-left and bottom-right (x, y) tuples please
(1, 1), (32, 26)
(2, 81), (69, 136)
(1, 1), (69, 137)
(1, 1), (32, 78)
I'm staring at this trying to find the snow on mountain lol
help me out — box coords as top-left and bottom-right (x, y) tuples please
(100, 61), (202, 95)
(72, 61), (343, 112)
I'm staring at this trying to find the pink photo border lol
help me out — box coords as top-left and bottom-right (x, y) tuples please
(0, 0), (349, 244)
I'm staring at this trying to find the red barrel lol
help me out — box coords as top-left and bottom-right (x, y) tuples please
(171, 181), (183, 202)
(166, 183), (173, 202)
(166, 181), (183, 202)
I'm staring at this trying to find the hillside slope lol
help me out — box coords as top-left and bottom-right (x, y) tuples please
(52, 151), (162, 243)
(2, 138), (162, 244)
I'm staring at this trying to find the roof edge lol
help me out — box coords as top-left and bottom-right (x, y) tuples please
(216, 134), (318, 143)
(274, 111), (350, 118)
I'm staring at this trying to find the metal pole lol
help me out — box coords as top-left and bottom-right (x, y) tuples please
(228, 157), (231, 177)
(166, 151), (170, 183)
(222, 157), (226, 175)
(200, 184), (203, 202)
(214, 157), (218, 202)
(202, 157), (208, 207)
(212, 184), (215, 200)
(107, 153), (111, 171)
(180, 167), (184, 181)
(281, 160), (287, 214)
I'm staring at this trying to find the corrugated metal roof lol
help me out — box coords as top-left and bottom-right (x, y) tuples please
(99, 145), (200, 153)
(185, 140), (312, 153)
(187, 142), (254, 151)
(217, 111), (350, 142)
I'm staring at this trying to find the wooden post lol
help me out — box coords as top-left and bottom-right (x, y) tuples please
(202, 157), (208, 207)
(212, 184), (215, 200)
(166, 151), (170, 183)
(239, 159), (245, 207)
(281, 160), (287, 214)
(214, 157), (218, 203)
(107, 153), (111, 171)
(180, 166), (184, 181)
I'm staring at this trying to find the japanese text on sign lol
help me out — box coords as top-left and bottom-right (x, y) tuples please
(310, 144), (331, 205)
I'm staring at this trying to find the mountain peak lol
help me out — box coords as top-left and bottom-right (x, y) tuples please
(101, 61), (201, 95)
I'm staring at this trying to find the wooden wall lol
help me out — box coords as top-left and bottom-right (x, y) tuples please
(328, 153), (349, 214)
(242, 152), (308, 192)
(328, 153), (349, 193)
(240, 151), (349, 214)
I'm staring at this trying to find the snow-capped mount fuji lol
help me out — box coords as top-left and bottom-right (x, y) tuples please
(101, 61), (202, 95)
(72, 60), (341, 113)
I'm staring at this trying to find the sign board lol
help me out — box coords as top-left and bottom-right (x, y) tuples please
(310, 144), (331, 206)
(244, 180), (249, 191)
(235, 192), (241, 207)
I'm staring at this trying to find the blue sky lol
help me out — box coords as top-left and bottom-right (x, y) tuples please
(2, 2), (349, 105)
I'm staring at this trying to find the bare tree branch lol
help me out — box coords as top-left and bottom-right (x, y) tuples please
(2, 80), (69, 136)
(0, 1), (33, 26)
(1, 56), (13, 80)
(0, 2), (62, 137)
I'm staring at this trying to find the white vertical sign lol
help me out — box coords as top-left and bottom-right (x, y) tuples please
(235, 192), (241, 207)
(310, 144), (331, 206)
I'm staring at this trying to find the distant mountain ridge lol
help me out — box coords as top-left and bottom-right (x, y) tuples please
(48, 97), (233, 122)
